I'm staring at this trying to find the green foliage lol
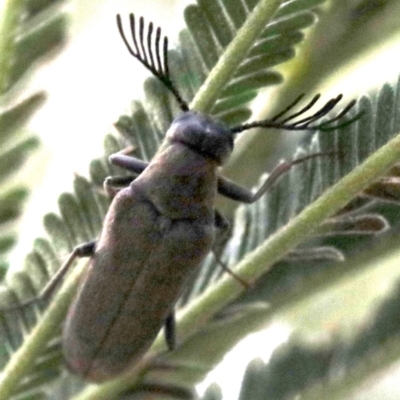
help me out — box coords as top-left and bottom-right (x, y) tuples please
(1, 0), (400, 399)
(0, 0), (67, 267)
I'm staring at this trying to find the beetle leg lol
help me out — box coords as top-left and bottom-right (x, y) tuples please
(2, 241), (96, 310)
(218, 152), (332, 203)
(214, 209), (230, 233)
(212, 209), (230, 261)
(109, 154), (149, 174)
(213, 210), (250, 289)
(106, 154), (148, 197)
(212, 251), (251, 289)
(213, 210), (230, 258)
(104, 175), (138, 198)
(164, 312), (176, 350)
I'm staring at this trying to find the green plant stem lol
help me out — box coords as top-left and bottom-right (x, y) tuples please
(72, 127), (400, 400)
(190, 0), (283, 113)
(0, 0), (23, 93)
(0, 260), (84, 399)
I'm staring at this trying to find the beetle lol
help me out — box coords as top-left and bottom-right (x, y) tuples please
(4, 14), (361, 382)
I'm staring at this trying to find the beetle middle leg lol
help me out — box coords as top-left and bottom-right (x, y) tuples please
(2, 241), (96, 310)
(212, 153), (333, 288)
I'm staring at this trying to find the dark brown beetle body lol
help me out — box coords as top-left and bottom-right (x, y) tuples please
(1, 14), (361, 384)
(63, 112), (231, 381)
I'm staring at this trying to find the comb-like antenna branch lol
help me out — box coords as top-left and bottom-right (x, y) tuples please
(289, 95), (342, 127)
(230, 94), (363, 134)
(271, 93), (305, 121)
(280, 94), (320, 123)
(147, 22), (155, 68)
(130, 15), (140, 55)
(139, 17), (147, 64)
(117, 14), (189, 112)
(155, 27), (162, 73)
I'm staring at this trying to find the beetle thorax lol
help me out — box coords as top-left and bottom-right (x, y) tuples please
(132, 142), (218, 221)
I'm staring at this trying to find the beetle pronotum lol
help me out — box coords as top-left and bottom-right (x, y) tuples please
(4, 14), (361, 382)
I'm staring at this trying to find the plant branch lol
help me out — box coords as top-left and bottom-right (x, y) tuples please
(190, 0), (283, 113)
(0, 260), (84, 399)
(0, 0), (23, 93)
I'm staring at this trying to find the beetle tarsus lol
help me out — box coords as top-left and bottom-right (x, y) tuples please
(212, 252), (251, 289)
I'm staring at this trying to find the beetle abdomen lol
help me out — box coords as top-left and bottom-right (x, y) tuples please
(63, 187), (214, 381)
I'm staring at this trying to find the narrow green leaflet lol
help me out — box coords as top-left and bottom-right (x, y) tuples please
(0, 0), (68, 266)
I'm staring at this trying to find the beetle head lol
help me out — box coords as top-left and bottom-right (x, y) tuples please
(166, 111), (234, 164)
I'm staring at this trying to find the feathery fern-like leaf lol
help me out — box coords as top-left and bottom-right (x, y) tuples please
(0, 0), (67, 266)
(1, 1), (400, 399)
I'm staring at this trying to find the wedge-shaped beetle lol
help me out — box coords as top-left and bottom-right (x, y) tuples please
(6, 14), (361, 382)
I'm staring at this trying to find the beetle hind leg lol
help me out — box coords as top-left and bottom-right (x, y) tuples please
(164, 312), (176, 350)
(1, 241), (96, 311)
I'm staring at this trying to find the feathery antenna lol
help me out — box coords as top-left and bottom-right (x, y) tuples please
(230, 94), (363, 134)
(117, 14), (189, 112)
(117, 14), (363, 134)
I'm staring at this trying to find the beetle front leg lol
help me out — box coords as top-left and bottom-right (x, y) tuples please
(218, 152), (331, 203)
(2, 241), (96, 310)
(109, 154), (149, 174)
(105, 155), (149, 197)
